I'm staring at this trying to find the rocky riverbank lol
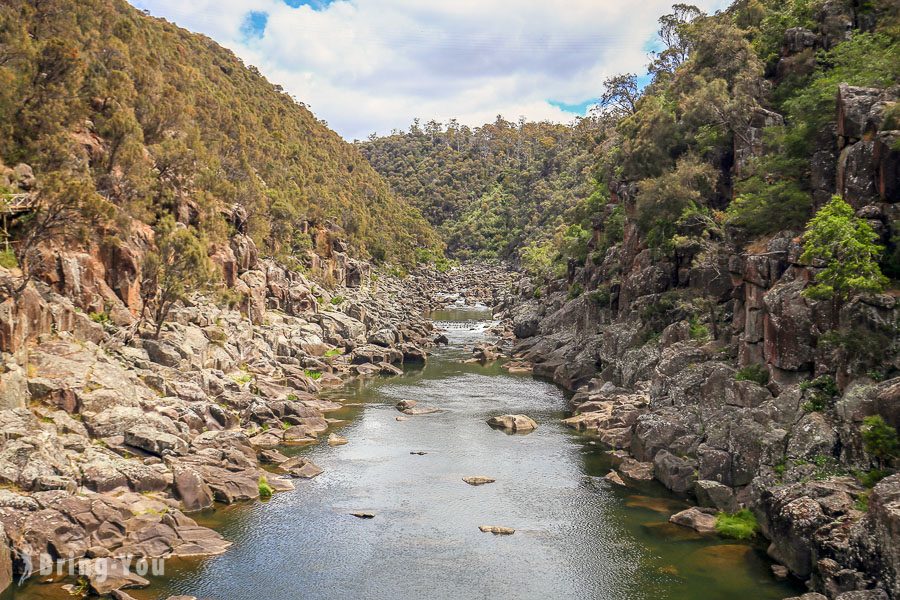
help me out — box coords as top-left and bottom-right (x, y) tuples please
(491, 122), (900, 600)
(0, 240), (515, 598)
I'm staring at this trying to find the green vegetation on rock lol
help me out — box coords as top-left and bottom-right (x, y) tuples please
(715, 509), (759, 540)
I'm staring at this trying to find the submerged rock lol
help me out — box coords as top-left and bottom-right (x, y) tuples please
(479, 525), (515, 535)
(327, 433), (348, 446)
(463, 476), (496, 486)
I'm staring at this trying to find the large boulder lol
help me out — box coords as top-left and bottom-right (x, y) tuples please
(487, 414), (537, 432)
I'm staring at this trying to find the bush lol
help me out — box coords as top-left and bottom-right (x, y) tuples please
(568, 282), (584, 299)
(800, 375), (838, 412)
(304, 369), (323, 380)
(588, 286), (611, 307)
(688, 315), (709, 341)
(89, 311), (110, 324)
(0, 248), (18, 269)
(735, 364), (769, 386)
(715, 509), (758, 540)
(862, 415), (898, 468)
(258, 476), (273, 499)
(330, 295), (345, 305)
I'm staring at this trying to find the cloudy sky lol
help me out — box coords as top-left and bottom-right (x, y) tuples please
(131, 0), (729, 140)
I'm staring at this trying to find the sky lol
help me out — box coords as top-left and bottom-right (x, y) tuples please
(130, 0), (729, 140)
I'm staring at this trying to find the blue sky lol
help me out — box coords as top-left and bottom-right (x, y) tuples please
(132, 0), (729, 139)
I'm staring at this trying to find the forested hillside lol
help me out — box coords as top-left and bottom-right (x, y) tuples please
(0, 0), (439, 269)
(359, 117), (605, 259)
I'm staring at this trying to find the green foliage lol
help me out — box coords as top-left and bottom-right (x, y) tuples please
(801, 196), (888, 302)
(0, 248), (18, 269)
(258, 476), (273, 499)
(588, 285), (611, 307)
(360, 116), (605, 259)
(715, 509), (758, 540)
(330, 295), (345, 306)
(800, 375), (838, 412)
(688, 315), (709, 341)
(568, 282), (584, 300)
(88, 311), (110, 324)
(519, 240), (556, 280)
(727, 145), (811, 236)
(779, 32), (900, 158)
(862, 415), (898, 467)
(324, 348), (343, 358)
(735, 364), (769, 386)
(304, 369), (323, 381)
(635, 155), (717, 250)
(0, 0), (439, 267)
(141, 215), (213, 337)
(857, 468), (890, 489)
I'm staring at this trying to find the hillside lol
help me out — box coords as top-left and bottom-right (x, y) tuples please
(0, 0), (439, 270)
(359, 117), (605, 260)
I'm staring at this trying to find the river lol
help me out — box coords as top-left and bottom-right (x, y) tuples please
(8, 306), (803, 600)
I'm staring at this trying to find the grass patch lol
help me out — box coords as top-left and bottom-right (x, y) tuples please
(0, 248), (18, 269)
(89, 311), (110, 324)
(258, 476), (273, 499)
(715, 509), (758, 540)
(688, 315), (709, 341)
(330, 295), (345, 305)
(734, 364), (769, 386)
(304, 369), (323, 380)
(324, 348), (343, 358)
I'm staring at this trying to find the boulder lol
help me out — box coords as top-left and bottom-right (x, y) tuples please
(487, 414), (537, 432)
(124, 426), (188, 457)
(279, 456), (323, 479)
(653, 450), (697, 494)
(669, 507), (717, 533)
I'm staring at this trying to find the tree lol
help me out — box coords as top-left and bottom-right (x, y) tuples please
(599, 73), (640, 117)
(649, 4), (702, 79)
(140, 215), (213, 338)
(0, 174), (108, 300)
(800, 196), (888, 307)
(862, 415), (898, 470)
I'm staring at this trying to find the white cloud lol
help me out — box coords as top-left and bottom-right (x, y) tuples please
(131, 0), (729, 140)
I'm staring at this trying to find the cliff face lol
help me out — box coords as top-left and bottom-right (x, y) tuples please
(500, 4), (900, 597)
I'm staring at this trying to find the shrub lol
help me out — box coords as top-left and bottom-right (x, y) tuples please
(568, 282), (584, 300)
(801, 196), (888, 303)
(735, 364), (769, 386)
(304, 369), (323, 380)
(258, 476), (273, 499)
(324, 348), (343, 358)
(800, 375), (838, 412)
(330, 295), (345, 305)
(861, 415), (898, 468)
(588, 286), (611, 307)
(0, 248), (18, 269)
(688, 315), (709, 341)
(89, 311), (110, 324)
(715, 509), (758, 540)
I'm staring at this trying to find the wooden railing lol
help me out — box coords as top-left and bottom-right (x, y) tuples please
(0, 193), (38, 215)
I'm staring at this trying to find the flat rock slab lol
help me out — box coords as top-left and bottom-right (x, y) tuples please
(463, 476), (496, 486)
(327, 433), (348, 446)
(279, 457), (323, 479)
(402, 406), (442, 415)
(479, 525), (515, 535)
(351, 512), (375, 519)
(605, 470), (626, 486)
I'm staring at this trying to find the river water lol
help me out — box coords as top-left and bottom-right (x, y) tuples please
(8, 306), (803, 600)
